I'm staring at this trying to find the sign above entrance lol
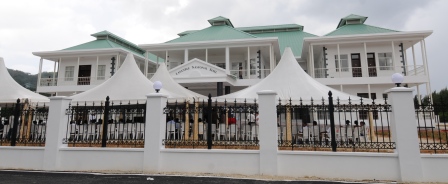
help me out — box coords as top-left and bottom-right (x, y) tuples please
(169, 58), (227, 78)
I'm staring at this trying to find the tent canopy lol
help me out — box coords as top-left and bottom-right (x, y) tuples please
(0, 57), (49, 103)
(71, 53), (178, 103)
(214, 47), (363, 104)
(150, 64), (205, 101)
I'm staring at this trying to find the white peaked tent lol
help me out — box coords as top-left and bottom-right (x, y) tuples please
(215, 48), (363, 104)
(150, 64), (205, 100)
(0, 57), (49, 103)
(71, 53), (177, 103)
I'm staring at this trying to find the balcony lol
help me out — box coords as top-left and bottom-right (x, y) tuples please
(314, 65), (425, 79)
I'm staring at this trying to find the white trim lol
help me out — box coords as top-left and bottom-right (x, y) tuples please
(140, 37), (279, 50)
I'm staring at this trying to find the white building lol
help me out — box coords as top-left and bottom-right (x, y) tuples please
(33, 14), (432, 101)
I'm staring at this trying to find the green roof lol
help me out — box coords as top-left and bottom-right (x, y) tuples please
(167, 25), (257, 43)
(252, 31), (316, 57)
(178, 30), (198, 36)
(325, 24), (398, 36)
(63, 31), (163, 62)
(237, 24), (303, 33)
(337, 14), (367, 28)
(208, 16), (234, 27)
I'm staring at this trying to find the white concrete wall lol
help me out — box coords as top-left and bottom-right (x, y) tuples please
(160, 149), (259, 175)
(421, 154), (448, 182)
(278, 151), (400, 181)
(0, 147), (44, 170)
(58, 148), (144, 172)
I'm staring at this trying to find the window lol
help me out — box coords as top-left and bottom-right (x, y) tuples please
(357, 93), (376, 100)
(65, 66), (74, 81)
(378, 53), (393, 70)
(334, 55), (348, 72)
(97, 65), (106, 80)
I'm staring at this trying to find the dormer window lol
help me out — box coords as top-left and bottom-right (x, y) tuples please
(212, 21), (226, 26)
(346, 19), (361, 25)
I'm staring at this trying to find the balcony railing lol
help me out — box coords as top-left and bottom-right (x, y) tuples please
(39, 78), (57, 86)
(77, 77), (91, 85)
(314, 65), (425, 78)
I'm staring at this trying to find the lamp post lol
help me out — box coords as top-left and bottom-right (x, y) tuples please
(391, 73), (404, 87)
(153, 81), (162, 93)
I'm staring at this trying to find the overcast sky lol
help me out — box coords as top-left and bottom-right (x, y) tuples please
(0, 0), (447, 93)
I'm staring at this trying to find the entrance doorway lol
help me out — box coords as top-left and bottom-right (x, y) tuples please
(351, 54), (362, 77)
(78, 65), (91, 85)
(367, 53), (377, 77)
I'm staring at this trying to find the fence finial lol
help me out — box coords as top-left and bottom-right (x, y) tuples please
(328, 90), (332, 97)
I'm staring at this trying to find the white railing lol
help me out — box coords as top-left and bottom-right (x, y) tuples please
(314, 65), (425, 78)
(77, 77), (91, 85)
(39, 78), (58, 86)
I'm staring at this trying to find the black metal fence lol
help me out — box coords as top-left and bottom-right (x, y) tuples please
(162, 97), (259, 149)
(64, 97), (146, 147)
(278, 92), (395, 152)
(416, 98), (448, 153)
(0, 99), (48, 146)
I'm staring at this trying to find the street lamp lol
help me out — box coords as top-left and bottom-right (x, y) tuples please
(153, 81), (162, 93)
(391, 73), (404, 87)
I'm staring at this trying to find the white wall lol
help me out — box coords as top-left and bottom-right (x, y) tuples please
(421, 155), (448, 182)
(278, 151), (400, 181)
(0, 147), (44, 170)
(58, 148), (144, 172)
(160, 149), (259, 175)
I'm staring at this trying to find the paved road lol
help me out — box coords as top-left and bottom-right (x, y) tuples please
(0, 170), (368, 184)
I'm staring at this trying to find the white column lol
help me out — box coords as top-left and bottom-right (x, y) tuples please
(337, 44), (341, 77)
(165, 51), (169, 67)
(37, 58), (43, 87)
(340, 85), (343, 92)
(367, 84), (371, 99)
(205, 48), (208, 62)
(422, 40), (433, 104)
(363, 42), (368, 77)
(404, 49), (409, 75)
(257, 90), (278, 175)
(225, 47), (230, 74)
(144, 52), (149, 77)
(386, 87), (423, 182)
(52, 60), (57, 86)
(96, 56), (99, 80)
(412, 46), (417, 75)
(43, 96), (72, 170)
(247, 47), (250, 79)
(310, 45), (315, 77)
(117, 54), (120, 69)
(416, 85), (422, 105)
(270, 45), (273, 71)
(143, 93), (168, 172)
(76, 57), (80, 82)
(184, 49), (188, 63)
(391, 41), (396, 72)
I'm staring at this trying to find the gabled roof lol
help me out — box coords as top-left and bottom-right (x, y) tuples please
(325, 24), (398, 36)
(251, 30), (316, 57)
(166, 25), (257, 43)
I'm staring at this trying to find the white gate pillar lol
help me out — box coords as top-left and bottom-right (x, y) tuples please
(143, 93), (168, 172)
(257, 90), (278, 175)
(386, 87), (423, 182)
(43, 96), (72, 170)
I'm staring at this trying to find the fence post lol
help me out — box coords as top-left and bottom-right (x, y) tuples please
(386, 87), (423, 182)
(328, 91), (337, 152)
(101, 96), (110, 147)
(257, 90), (278, 175)
(207, 94), (212, 149)
(10, 99), (20, 146)
(143, 93), (167, 172)
(43, 96), (72, 170)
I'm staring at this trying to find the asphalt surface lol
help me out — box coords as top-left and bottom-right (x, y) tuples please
(0, 170), (372, 184)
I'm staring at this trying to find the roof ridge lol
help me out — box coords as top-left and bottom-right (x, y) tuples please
(167, 25), (256, 43)
(223, 25), (257, 38)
